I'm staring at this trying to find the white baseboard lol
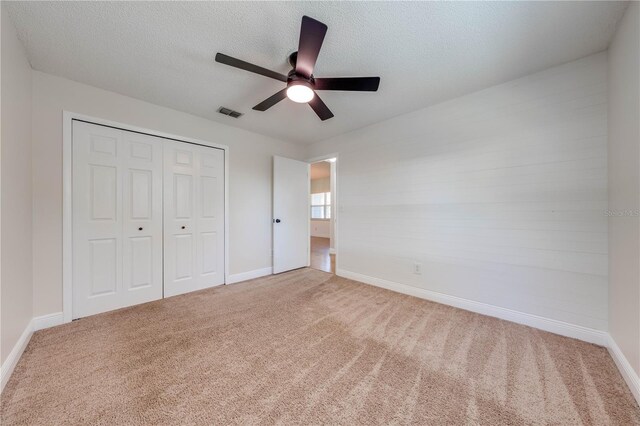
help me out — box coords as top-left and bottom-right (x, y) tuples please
(227, 267), (273, 284)
(607, 334), (640, 405)
(33, 312), (64, 331)
(0, 319), (33, 392)
(336, 269), (608, 346)
(1, 312), (66, 393)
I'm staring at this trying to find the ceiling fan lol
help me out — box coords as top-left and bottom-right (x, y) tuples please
(215, 15), (380, 121)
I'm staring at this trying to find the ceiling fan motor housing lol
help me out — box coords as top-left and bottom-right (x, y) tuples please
(287, 51), (315, 89)
(287, 69), (315, 89)
(287, 51), (298, 68)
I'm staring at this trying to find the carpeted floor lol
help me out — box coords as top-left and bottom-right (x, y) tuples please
(2, 269), (639, 425)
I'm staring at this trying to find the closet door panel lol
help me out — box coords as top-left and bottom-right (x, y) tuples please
(163, 141), (197, 296)
(122, 131), (163, 302)
(72, 121), (163, 319)
(73, 122), (124, 318)
(129, 236), (153, 288)
(164, 140), (224, 297)
(88, 238), (118, 296)
(196, 147), (225, 285)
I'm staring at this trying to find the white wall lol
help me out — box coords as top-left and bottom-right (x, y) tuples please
(311, 220), (330, 238)
(1, 8), (33, 364)
(31, 71), (306, 317)
(608, 2), (640, 377)
(308, 53), (609, 331)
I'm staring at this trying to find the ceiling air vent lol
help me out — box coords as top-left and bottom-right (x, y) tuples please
(218, 107), (243, 118)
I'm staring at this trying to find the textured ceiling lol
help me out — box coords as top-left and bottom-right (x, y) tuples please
(5, 1), (627, 145)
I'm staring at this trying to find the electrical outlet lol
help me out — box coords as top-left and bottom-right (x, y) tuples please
(413, 262), (422, 275)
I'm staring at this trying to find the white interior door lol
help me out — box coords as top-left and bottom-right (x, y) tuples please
(273, 156), (310, 274)
(164, 140), (225, 297)
(72, 121), (163, 319)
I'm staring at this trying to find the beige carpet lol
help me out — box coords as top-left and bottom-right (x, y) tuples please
(2, 269), (639, 425)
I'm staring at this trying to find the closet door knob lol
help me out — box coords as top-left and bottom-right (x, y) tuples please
(138, 227), (143, 231)
(181, 226), (186, 229)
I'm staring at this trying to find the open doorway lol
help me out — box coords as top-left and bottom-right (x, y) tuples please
(309, 158), (336, 273)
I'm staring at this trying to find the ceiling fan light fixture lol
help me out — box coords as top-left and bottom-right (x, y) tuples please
(286, 82), (315, 103)
(215, 16), (380, 120)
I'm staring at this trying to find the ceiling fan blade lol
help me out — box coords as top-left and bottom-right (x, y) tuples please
(314, 77), (380, 92)
(295, 16), (327, 78)
(215, 53), (287, 82)
(253, 89), (288, 111)
(308, 93), (334, 121)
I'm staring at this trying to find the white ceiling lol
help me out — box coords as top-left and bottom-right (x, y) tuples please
(6, 1), (627, 145)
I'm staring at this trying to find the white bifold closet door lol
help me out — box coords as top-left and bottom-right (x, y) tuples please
(72, 121), (163, 319)
(73, 121), (225, 319)
(163, 140), (225, 297)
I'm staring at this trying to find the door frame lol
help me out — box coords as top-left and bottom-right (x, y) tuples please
(307, 153), (339, 272)
(62, 111), (229, 323)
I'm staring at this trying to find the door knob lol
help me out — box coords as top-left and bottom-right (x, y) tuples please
(181, 226), (186, 229)
(138, 227), (143, 231)
(274, 219), (281, 223)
